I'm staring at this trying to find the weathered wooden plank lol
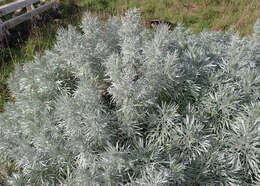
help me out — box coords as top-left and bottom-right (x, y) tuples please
(26, 2), (41, 19)
(0, 18), (9, 35)
(0, 18), (9, 45)
(0, 0), (40, 17)
(0, 0), (56, 31)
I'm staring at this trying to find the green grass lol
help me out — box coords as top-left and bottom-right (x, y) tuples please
(0, 0), (259, 184)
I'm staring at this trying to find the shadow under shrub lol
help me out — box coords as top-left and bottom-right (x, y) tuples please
(0, 9), (260, 185)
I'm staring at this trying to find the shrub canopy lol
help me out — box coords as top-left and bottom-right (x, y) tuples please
(0, 9), (260, 185)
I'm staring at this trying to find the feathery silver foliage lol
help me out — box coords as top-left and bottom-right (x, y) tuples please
(0, 9), (260, 185)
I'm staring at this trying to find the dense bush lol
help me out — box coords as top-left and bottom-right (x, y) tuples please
(0, 9), (259, 185)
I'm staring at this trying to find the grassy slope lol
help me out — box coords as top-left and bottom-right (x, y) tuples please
(0, 0), (259, 184)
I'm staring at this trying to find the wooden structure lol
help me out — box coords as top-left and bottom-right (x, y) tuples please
(0, 0), (57, 43)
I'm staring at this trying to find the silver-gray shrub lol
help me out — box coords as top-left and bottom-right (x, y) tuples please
(0, 9), (260, 185)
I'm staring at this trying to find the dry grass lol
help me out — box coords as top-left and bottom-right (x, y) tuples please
(77, 0), (259, 36)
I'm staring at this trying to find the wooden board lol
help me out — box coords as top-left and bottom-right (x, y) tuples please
(0, 0), (56, 31)
(0, 0), (40, 17)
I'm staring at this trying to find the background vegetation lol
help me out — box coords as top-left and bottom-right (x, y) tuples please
(0, 0), (259, 184)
